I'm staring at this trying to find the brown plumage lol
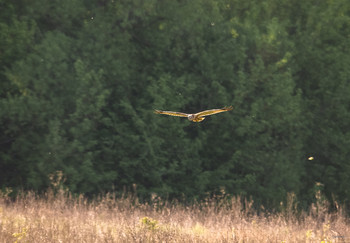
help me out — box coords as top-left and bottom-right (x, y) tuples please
(154, 106), (233, 122)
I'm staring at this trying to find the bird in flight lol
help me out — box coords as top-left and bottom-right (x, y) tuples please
(154, 106), (233, 122)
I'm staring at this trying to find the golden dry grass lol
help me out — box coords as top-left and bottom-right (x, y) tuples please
(0, 189), (349, 242)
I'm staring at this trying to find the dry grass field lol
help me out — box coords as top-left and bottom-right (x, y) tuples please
(0, 188), (349, 242)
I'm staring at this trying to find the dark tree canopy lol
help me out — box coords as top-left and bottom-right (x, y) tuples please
(1, 0), (350, 211)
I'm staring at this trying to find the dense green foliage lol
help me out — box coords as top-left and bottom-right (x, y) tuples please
(1, 0), (349, 210)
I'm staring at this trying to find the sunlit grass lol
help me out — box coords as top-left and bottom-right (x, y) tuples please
(0, 189), (349, 242)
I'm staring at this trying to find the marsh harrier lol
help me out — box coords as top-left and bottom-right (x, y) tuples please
(154, 106), (233, 122)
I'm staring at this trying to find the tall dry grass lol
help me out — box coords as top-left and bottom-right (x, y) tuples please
(0, 188), (349, 242)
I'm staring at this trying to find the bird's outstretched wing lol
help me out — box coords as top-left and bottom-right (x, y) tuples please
(154, 110), (189, 117)
(195, 106), (233, 117)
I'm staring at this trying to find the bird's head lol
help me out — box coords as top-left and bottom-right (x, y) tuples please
(187, 114), (195, 121)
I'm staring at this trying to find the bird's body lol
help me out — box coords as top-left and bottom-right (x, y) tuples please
(154, 106), (233, 122)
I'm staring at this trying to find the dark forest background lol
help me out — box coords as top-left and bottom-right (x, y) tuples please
(1, 0), (350, 211)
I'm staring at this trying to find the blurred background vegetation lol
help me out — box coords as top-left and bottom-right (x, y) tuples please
(0, 0), (349, 211)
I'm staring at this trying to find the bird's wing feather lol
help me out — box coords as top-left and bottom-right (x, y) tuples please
(195, 106), (233, 117)
(154, 110), (189, 117)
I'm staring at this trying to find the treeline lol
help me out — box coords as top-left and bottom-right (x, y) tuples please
(0, 0), (349, 211)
